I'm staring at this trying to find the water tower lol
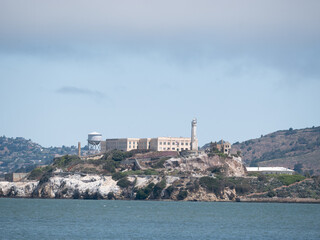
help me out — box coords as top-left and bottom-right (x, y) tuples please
(88, 132), (103, 152)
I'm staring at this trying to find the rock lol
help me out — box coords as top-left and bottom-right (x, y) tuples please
(0, 181), (38, 197)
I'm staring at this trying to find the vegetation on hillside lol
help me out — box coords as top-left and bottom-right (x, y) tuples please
(230, 126), (320, 175)
(0, 136), (83, 175)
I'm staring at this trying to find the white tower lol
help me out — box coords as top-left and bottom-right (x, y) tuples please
(191, 119), (198, 151)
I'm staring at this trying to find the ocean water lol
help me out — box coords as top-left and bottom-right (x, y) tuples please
(0, 198), (319, 240)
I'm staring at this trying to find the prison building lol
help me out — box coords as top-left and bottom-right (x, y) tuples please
(102, 137), (192, 152)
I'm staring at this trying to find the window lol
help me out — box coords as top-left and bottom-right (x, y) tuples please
(160, 142), (162, 145)
(172, 147), (175, 150)
(181, 148), (184, 150)
(164, 142), (166, 145)
(168, 148), (170, 150)
(167, 142), (170, 145)
(129, 141), (132, 144)
(181, 142), (184, 145)
(159, 147), (162, 150)
(172, 142), (175, 145)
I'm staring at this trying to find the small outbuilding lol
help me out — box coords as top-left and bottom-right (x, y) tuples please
(4, 173), (28, 182)
(246, 167), (294, 175)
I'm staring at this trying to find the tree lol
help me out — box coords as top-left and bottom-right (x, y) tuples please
(294, 163), (303, 174)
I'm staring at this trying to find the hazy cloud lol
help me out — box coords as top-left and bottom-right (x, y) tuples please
(0, 0), (319, 42)
(1, 0), (319, 82)
(56, 86), (105, 99)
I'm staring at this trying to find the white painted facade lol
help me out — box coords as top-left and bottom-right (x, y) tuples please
(102, 137), (191, 152)
(246, 167), (294, 175)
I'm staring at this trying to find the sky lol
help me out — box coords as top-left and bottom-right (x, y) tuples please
(1, 0), (320, 147)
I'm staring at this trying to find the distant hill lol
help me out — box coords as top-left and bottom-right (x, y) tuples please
(0, 136), (83, 175)
(230, 126), (320, 175)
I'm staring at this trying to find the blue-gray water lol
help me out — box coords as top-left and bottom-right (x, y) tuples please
(0, 199), (320, 240)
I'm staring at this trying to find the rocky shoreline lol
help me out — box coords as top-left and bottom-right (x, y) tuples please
(2, 152), (319, 203)
(1, 173), (319, 203)
(0, 173), (236, 201)
(238, 197), (320, 204)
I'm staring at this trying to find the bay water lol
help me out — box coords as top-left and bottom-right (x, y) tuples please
(0, 198), (319, 239)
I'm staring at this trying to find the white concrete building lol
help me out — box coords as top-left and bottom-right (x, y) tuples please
(246, 167), (294, 175)
(101, 119), (198, 152)
(102, 137), (191, 152)
(150, 137), (191, 151)
(103, 138), (140, 152)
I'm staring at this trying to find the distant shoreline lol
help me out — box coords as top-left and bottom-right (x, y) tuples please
(238, 197), (320, 204)
(1, 195), (320, 204)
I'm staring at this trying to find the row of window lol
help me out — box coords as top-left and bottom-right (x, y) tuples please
(159, 142), (190, 146)
(129, 145), (138, 149)
(159, 147), (189, 151)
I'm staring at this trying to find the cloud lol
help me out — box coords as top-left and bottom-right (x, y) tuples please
(1, 0), (319, 84)
(56, 86), (105, 99)
(0, 0), (319, 43)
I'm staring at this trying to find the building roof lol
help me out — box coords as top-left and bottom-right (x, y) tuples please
(246, 167), (294, 172)
(217, 140), (230, 145)
(88, 132), (102, 135)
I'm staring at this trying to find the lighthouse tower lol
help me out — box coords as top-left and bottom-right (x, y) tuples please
(191, 119), (198, 151)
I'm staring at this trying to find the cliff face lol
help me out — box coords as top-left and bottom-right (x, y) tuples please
(0, 153), (245, 201)
(0, 181), (38, 197)
(0, 173), (236, 201)
(165, 154), (246, 177)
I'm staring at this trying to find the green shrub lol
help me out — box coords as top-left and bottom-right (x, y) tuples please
(143, 169), (158, 175)
(152, 179), (166, 199)
(267, 190), (276, 197)
(112, 151), (127, 161)
(28, 165), (53, 181)
(177, 190), (188, 200)
(199, 176), (224, 197)
(135, 183), (155, 200)
(53, 155), (80, 168)
(294, 163), (303, 174)
(136, 189), (149, 200)
(117, 177), (132, 188)
(258, 174), (267, 182)
(112, 172), (127, 180)
(39, 169), (53, 184)
(235, 183), (250, 194)
(107, 192), (115, 200)
(165, 186), (174, 197)
(103, 160), (117, 173)
(111, 150), (133, 161)
(125, 170), (144, 175)
(186, 180), (200, 192)
(275, 174), (305, 186)
(28, 168), (44, 180)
